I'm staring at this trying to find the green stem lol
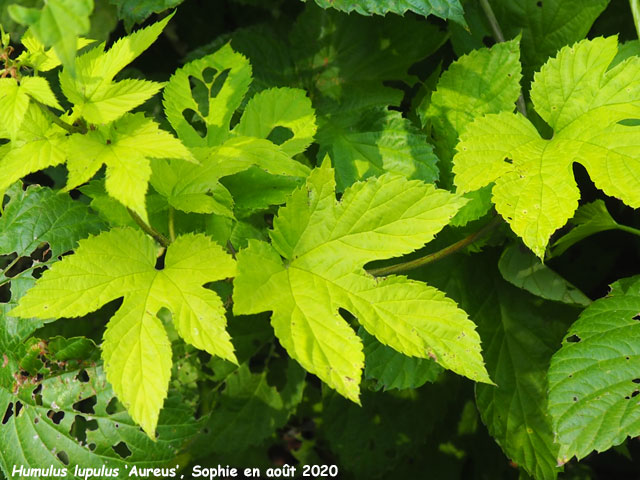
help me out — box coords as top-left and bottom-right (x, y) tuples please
(631, 0), (640, 39)
(368, 215), (503, 276)
(34, 101), (81, 134)
(479, 0), (504, 42)
(168, 207), (176, 242)
(127, 208), (171, 247)
(479, 0), (527, 116)
(617, 223), (640, 238)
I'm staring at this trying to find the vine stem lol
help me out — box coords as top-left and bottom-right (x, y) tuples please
(34, 101), (83, 134)
(631, 0), (640, 40)
(479, 0), (528, 116)
(127, 208), (171, 247)
(367, 215), (503, 277)
(168, 207), (176, 242)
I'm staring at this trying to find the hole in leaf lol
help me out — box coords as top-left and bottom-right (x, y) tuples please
(31, 243), (51, 262)
(482, 36), (494, 48)
(88, 443), (96, 451)
(56, 451), (69, 465)
(572, 396), (578, 402)
(504, 158), (513, 164)
(2, 403), (13, 424)
(75, 369), (90, 383)
(0, 282), (10, 303)
(566, 335), (581, 343)
(202, 67), (217, 84)
(105, 396), (119, 415)
(112, 441), (132, 459)
(48, 410), (65, 425)
(182, 109), (206, 137)
(267, 126), (295, 146)
(33, 416), (39, 424)
(210, 69), (230, 99)
(72, 395), (96, 414)
(633, 314), (640, 321)
(633, 379), (640, 384)
(632, 391), (639, 398)
(190, 75), (210, 117)
(536, 0), (542, 6)
(32, 384), (43, 406)
(14, 401), (23, 417)
(155, 249), (167, 270)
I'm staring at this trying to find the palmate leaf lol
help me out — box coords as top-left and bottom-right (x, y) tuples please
(420, 39), (522, 187)
(548, 276), (640, 464)
(419, 38), (522, 226)
(66, 112), (194, 222)
(234, 161), (491, 402)
(453, 37), (640, 258)
(308, 0), (466, 25)
(59, 14), (172, 124)
(0, 76), (60, 139)
(158, 45), (314, 215)
(8, 0), (93, 75)
(11, 228), (236, 437)
(0, 105), (67, 196)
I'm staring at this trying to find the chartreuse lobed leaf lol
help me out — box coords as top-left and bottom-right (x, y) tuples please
(309, 0), (466, 25)
(234, 161), (491, 403)
(157, 46), (313, 216)
(66, 112), (194, 222)
(419, 38), (522, 226)
(59, 14), (172, 124)
(11, 228), (236, 437)
(548, 276), (640, 465)
(420, 39), (521, 187)
(16, 29), (96, 72)
(0, 105), (67, 196)
(163, 43), (252, 148)
(8, 0), (93, 75)
(454, 36), (640, 258)
(233, 87), (317, 157)
(0, 75), (60, 139)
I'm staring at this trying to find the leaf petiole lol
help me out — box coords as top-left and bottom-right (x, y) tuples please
(367, 215), (503, 276)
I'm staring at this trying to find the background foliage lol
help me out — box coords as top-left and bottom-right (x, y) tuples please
(1, 0), (640, 479)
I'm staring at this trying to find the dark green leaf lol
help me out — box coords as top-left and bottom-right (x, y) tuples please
(361, 327), (443, 391)
(548, 276), (640, 464)
(109, 0), (185, 30)
(308, 0), (466, 25)
(0, 185), (104, 258)
(499, 243), (591, 306)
